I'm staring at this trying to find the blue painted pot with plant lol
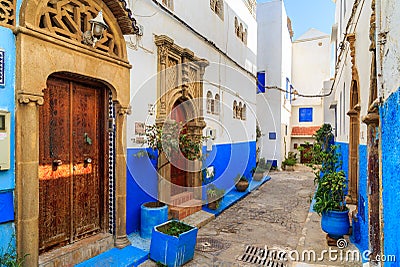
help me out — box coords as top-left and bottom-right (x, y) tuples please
(305, 124), (350, 240)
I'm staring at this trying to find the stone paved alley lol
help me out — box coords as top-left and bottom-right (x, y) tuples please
(141, 166), (362, 267)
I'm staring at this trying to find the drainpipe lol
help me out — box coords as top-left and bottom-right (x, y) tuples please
(374, 0), (385, 262)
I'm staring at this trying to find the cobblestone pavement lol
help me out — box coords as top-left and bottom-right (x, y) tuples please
(141, 166), (363, 267)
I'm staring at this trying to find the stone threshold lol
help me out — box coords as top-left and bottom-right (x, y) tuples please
(39, 233), (114, 267)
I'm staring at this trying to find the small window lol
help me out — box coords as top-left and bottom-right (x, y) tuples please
(294, 143), (298, 149)
(207, 91), (213, 114)
(162, 0), (174, 10)
(239, 23), (243, 40)
(299, 107), (313, 122)
(210, 0), (224, 20)
(269, 132), (277, 140)
(238, 102), (242, 119)
(235, 17), (240, 37)
(257, 71), (266, 94)
(214, 94), (220, 115)
(242, 104), (246, 120)
(233, 100), (237, 118)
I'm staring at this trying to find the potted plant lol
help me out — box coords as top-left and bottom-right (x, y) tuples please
(282, 152), (297, 171)
(252, 157), (267, 181)
(307, 124), (350, 240)
(206, 184), (225, 210)
(140, 201), (168, 239)
(149, 220), (198, 267)
(234, 174), (249, 192)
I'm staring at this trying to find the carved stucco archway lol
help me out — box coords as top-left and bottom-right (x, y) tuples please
(346, 33), (360, 205)
(154, 35), (209, 204)
(15, 0), (136, 265)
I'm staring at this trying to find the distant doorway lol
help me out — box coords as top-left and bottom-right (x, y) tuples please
(300, 144), (313, 164)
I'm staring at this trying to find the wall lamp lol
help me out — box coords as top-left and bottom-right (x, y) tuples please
(83, 11), (109, 47)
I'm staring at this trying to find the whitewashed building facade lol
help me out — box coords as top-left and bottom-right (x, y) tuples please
(256, 0), (293, 169)
(125, 0), (258, 232)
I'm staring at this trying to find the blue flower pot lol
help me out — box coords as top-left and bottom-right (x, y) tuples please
(150, 220), (198, 267)
(140, 202), (168, 239)
(321, 210), (350, 239)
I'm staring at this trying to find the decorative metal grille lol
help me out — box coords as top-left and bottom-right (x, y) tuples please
(238, 245), (288, 267)
(38, 0), (121, 57)
(108, 90), (116, 234)
(0, 0), (15, 27)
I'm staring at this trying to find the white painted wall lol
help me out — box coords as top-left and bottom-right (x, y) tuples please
(380, 0), (400, 99)
(292, 29), (331, 106)
(256, 0), (292, 167)
(127, 0), (257, 148)
(330, 0), (371, 145)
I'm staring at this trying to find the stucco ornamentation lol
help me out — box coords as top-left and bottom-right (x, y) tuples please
(0, 0), (15, 27)
(17, 91), (44, 106)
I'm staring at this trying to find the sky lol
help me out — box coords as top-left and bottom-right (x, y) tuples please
(257, 0), (336, 40)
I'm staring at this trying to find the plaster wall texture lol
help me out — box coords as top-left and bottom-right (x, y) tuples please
(292, 29), (331, 107)
(256, 0), (292, 166)
(125, 0), (257, 232)
(330, 0), (372, 255)
(379, 0), (400, 261)
(0, 26), (16, 253)
(380, 0), (400, 100)
(331, 0), (371, 146)
(127, 0), (257, 148)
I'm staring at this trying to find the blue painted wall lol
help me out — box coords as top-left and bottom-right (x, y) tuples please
(126, 141), (256, 233)
(351, 144), (369, 255)
(0, 22), (16, 253)
(335, 142), (349, 189)
(202, 141), (256, 198)
(126, 148), (158, 234)
(381, 88), (400, 263)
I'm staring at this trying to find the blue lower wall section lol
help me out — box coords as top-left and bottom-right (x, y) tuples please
(126, 148), (158, 234)
(335, 142), (349, 194)
(381, 88), (400, 263)
(352, 145), (369, 254)
(202, 141), (256, 197)
(126, 141), (256, 233)
(0, 222), (15, 256)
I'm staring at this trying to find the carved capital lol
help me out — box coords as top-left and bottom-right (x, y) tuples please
(155, 35), (174, 65)
(117, 105), (132, 116)
(17, 91), (44, 106)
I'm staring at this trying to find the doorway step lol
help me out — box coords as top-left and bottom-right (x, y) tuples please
(169, 192), (202, 220)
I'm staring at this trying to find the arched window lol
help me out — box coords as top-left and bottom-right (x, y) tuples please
(238, 102), (243, 119)
(214, 94), (220, 115)
(243, 29), (248, 44)
(233, 100), (237, 118)
(242, 104), (246, 120)
(239, 23), (243, 40)
(235, 17), (239, 37)
(207, 91), (213, 114)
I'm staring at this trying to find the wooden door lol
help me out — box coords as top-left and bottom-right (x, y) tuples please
(170, 101), (187, 195)
(39, 76), (107, 253)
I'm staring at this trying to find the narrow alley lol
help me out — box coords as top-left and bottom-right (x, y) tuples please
(140, 167), (362, 267)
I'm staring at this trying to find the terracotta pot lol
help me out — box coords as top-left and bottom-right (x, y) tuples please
(253, 172), (264, 181)
(207, 201), (219, 210)
(235, 180), (249, 192)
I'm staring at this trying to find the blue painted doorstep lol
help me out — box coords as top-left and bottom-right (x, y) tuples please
(75, 246), (148, 267)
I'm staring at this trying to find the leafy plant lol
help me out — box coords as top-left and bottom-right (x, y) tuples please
(157, 221), (193, 237)
(306, 124), (347, 214)
(0, 236), (28, 267)
(282, 152), (297, 167)
(206, 184), (225, 208)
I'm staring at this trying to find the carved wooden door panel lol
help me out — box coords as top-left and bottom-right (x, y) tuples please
(39, 76), (107, 253)
(170, 101), (187, 195)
